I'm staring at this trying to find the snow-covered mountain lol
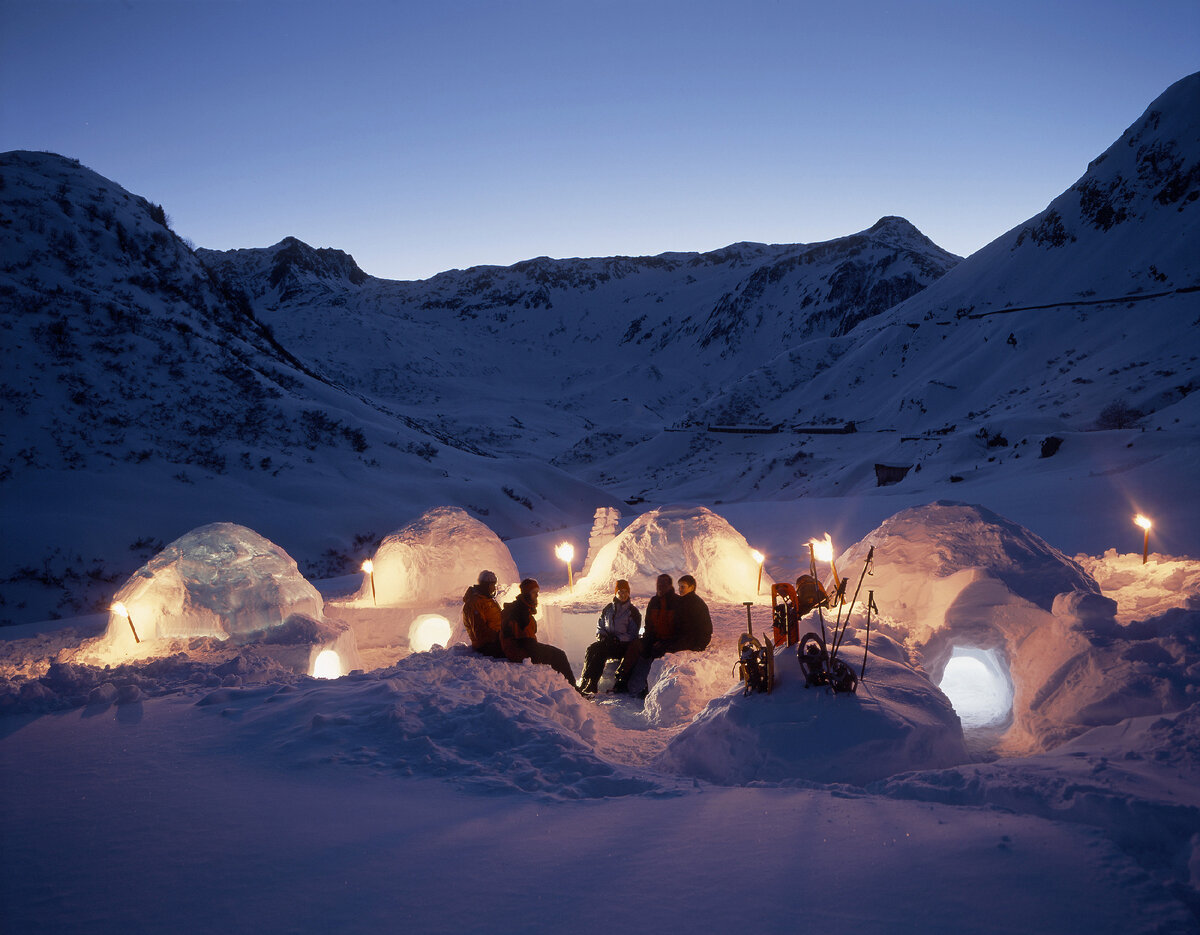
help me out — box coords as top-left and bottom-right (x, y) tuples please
(2, 72), (1198, 625)
(196, 214), (959, 464)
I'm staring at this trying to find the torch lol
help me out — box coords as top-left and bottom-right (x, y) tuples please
(112, 601), (140, 643)
(811, 533), (841, 597)
(751, 550), (765, 595)
(555, 542), (575, 592)
(362, 559), (376, 605)
(1134, 515), (1152, 565)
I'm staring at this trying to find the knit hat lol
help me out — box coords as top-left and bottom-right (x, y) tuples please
(478, 570), (498, 585)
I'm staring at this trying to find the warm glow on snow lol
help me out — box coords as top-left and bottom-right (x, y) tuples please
(751, 550), (764, 564)
(111, 601), (129, 617)
(312, 649), (342, 679)
(361, 559), (374, 573)
(409, 614), (452, 653)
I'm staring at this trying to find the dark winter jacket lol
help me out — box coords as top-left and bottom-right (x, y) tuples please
(500, 594), (539, 662)
(597, 599), (642, 642)
(644, 591), (678, 640)
(462, 585), (502, 655)
(674, 591), (713, 651)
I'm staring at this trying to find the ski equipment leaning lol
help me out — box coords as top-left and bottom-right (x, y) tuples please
(734, 601), (774, 695)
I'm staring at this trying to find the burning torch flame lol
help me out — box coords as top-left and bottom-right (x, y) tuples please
(112, 601), (140, 643)
(751, 550), (764, 595)
(555, 542), (575, 591)
(810, 534), (833, 564)
(361, 559), (376, 605)
(1134, 514), (1152, 564)
(809, 533), (841, 596)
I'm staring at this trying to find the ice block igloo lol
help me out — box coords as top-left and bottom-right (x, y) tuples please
(103, 522), (355, 675)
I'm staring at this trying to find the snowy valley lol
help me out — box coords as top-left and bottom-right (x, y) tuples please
(1, 71), (1199, 934)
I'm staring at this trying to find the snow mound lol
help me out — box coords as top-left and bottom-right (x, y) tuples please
(655, 632), (968, 786)
(841, 501), (1098, 637)
(197, 646), (673, 799)
(1076, 549), (1200, 625)
(344, 507), (519, 606)
(574, 503), (774, 602)
(98, 522), (324, 656)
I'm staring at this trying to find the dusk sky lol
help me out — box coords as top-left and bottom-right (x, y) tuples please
(2, 0), (1197, 281)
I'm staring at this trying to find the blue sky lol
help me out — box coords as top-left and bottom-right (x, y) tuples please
(2, 0), (1197, 281)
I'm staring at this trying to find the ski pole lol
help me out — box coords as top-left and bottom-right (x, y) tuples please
(861, 590), (877, 681)
(833, 546), (874, 662)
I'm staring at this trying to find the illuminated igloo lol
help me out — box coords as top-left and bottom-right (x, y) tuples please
(102, 522), (333, 660)
(836, 501), (1130, 752)
(349, 506), (519, 606)
(573, 503), (774, 603)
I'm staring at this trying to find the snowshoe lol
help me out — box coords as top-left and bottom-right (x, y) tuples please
(797, 631), (829, 688)
(735, 631), (773, 695)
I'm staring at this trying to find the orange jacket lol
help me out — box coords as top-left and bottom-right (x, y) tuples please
(462, 586), (502, 652)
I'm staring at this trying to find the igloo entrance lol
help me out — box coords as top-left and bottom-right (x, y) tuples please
(937, 647), (1014, 730)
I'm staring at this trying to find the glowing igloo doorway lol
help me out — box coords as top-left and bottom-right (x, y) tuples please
(937, 647), (1014, 729)
(409, 614), (452, 653)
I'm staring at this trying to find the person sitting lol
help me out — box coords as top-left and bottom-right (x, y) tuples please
(579, 579), (642, 695)
(641, 573), (678, 661)
(461, 570), (504, 658)
(643, 572), (712, 659)
(672, 574), (713, 652)
(500, 578), (577, 687)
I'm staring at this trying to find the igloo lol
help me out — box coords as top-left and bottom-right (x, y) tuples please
(348, 507), (519, 607)
(573, 504), (774, 603)
(833, 501), (1187, 752)
(103, 522), (327, 652)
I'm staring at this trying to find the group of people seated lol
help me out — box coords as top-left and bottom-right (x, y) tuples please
(460, 570), (713, 696)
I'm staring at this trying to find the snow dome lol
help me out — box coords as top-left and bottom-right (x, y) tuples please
(348, 506), (519, 606)
(835, 502), (1197, 752)
(102, 522), (325, 652)
(573, 504), (774, 602)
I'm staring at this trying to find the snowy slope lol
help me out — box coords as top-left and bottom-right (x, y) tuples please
(197, 216), (959, 464)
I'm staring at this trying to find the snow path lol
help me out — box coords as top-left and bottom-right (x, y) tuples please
(2, 694), (1193, 935)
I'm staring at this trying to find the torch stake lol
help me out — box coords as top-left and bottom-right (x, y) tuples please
(809, 543), (828, 652)
(126, 612), (140, 644)
(1142, 528), (1150, 565)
